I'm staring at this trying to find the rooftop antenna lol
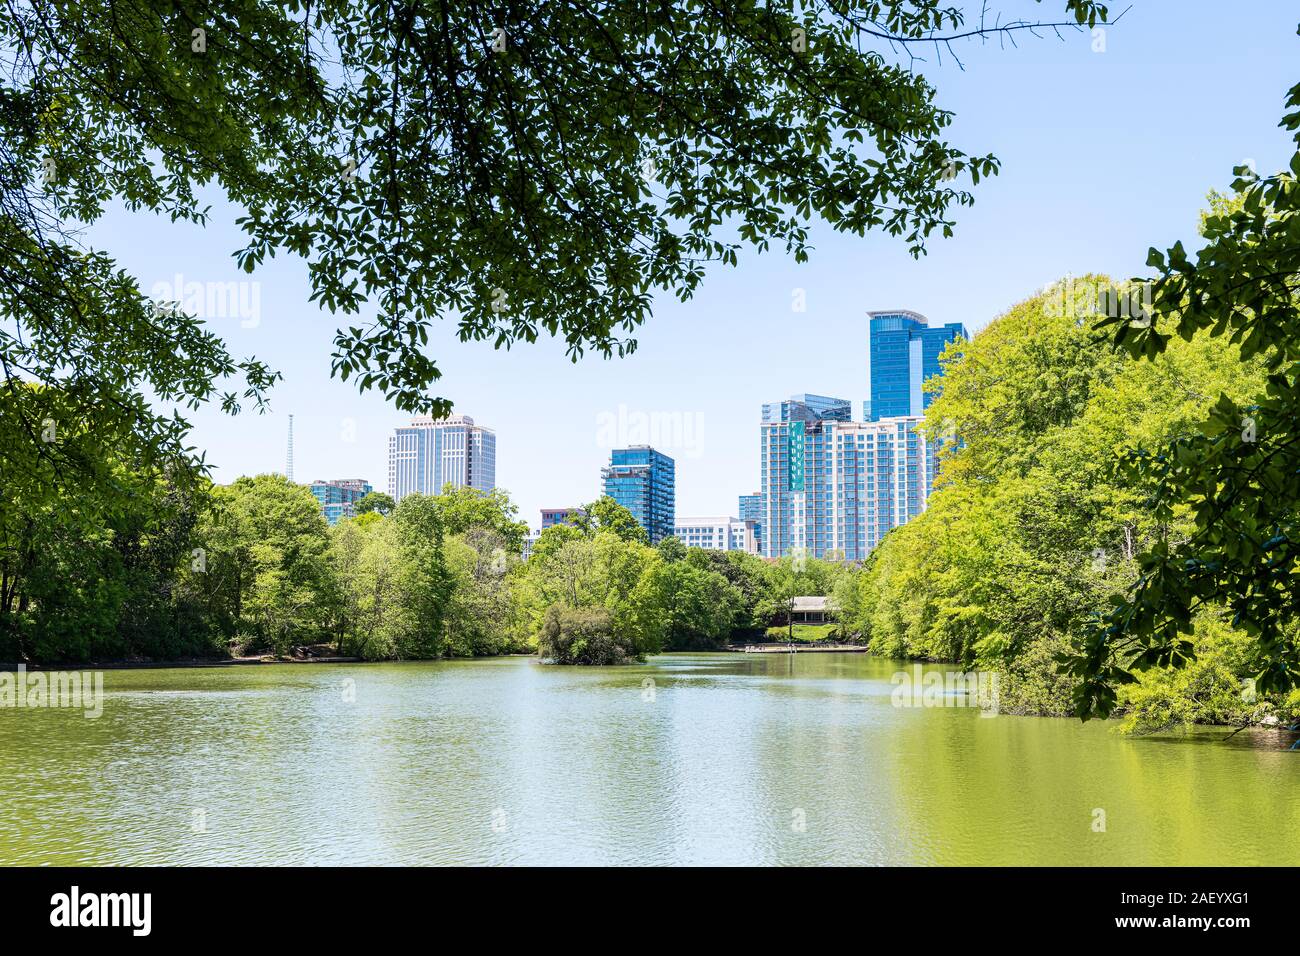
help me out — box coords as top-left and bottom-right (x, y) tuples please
(286, 414), (295, 482)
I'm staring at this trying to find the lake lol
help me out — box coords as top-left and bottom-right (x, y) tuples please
(1, 653), (1296, 865)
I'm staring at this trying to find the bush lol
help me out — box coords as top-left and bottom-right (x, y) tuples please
(991, 632), (1079, 718)
(538, 605), (640, 665)
(1115, 615), (1289, 734)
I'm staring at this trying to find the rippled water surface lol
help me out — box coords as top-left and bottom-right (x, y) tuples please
(1, 653), (1297, 865)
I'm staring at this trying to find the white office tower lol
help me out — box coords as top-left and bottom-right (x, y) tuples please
(387, 414), (496, 503)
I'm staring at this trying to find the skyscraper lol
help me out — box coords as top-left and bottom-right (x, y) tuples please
(757, 394), (855, 557)
(755, 312), (963, 560)
(387, 414), (496, 503)
(601, 446), (675, 544)
(760, 396), (938, 561)
(759, 393), (847, 560)
(865, 311), (967, 421)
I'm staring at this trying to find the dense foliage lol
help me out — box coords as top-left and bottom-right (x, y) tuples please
(0, 435), (210, 663)
(1065, 79), (1300, 718)
(0, 462), (847, 664)
(518, 499), (847, 660)
(538, 606), (633, 666)
(835, 272), (1300, 729)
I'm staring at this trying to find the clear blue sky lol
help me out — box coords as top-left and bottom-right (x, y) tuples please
(91, 1), (1298, 529)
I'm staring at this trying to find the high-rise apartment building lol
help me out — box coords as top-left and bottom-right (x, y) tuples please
(310, 478), (373, 525)
(760, 393), (844, 560)
(760, 396), (938, 561)
(601, 446), (675, 544)
(387, 414), (496, 503)
(756, 312), (964, 561)
(865, 311), (967, 421)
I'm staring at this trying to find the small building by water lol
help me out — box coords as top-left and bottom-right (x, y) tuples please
(790, 596), (834, 625)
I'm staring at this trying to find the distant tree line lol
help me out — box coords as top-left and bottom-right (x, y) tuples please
(0, 449), (844, 665)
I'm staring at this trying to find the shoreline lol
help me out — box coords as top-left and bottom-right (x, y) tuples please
(0, 656), (365, 672)
(2, 651), (1296, 742)
(0, 643), (865, 671)
(0, 651), (554, 672)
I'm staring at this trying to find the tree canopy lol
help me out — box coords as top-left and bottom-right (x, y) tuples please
(1065, 79), (1300, 718)
(836, 273), (1290, 726)
(355, 491), (395, 517)
(1, 0), (1108, 509)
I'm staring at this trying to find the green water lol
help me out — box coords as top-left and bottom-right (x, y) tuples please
(0, 653), (1296, 866)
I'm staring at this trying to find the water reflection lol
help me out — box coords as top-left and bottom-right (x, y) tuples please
(0, 654), (1295, 865)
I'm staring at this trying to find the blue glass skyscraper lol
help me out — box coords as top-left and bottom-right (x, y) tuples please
(738, 493), (763, 552)
(309, 478), (373, 524)
(865, 311), (967, 421)
(602, 446), (675, 544)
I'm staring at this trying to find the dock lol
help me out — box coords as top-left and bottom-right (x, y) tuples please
(733, 644), (868, 654)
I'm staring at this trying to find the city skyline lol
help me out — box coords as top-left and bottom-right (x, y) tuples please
(307, 307), (954, 538)
(339, 303), (954, 554)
